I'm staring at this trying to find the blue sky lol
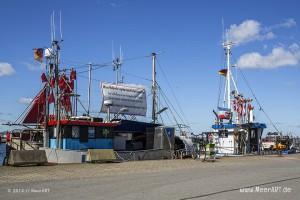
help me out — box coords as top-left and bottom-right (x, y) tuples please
(0, 0), (299, 135)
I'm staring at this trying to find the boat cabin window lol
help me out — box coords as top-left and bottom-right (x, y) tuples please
(79, 126), (88, 143)
(72, 126), (80, 138)
(49, 127), (54, 138)
(88, 127), (95, 138)
(62, 126), (72, 138)
(49, 125), (113, 139)
(95, 127), (113, 138)
(218, 130), (228, 138)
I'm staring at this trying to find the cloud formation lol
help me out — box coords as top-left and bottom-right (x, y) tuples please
(237, 44), (300, 69)
(0, 112), (12, 116)
(0, 62), (15, 77)
(18, 97), (33, 105)
(226, 18), (296, 45)
(23, 62), (45, 71)
(267, 18), (297, 30)
(226, 20), (274, 45)
(96, 0), (125, 8)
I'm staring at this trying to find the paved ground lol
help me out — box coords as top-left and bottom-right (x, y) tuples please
(0, 154), (300, 200)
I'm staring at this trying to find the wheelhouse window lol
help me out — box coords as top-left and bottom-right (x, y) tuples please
(49, 127), (55, 138)
(62, 126), (72, 138)
(88, 127), (95, 138)
(72, 126), (80, 138)
(218, 130), (228, 138)
(95, 127), (113, 138)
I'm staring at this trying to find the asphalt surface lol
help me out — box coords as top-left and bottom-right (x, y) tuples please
(0, 154), (299, 200)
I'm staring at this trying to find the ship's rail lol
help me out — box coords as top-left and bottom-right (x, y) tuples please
(7, 137), (41, 150)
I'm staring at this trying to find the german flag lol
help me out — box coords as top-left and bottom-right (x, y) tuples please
(34, 48), (44, 62)
(218, 69), (227, 76)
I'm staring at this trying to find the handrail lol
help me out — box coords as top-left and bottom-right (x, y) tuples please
(8, 137), (38, 150)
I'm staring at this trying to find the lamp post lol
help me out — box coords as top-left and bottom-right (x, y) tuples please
(156, 107), (168, 115)
(113, 107), (128, 120)
(104, 100), (113, 122)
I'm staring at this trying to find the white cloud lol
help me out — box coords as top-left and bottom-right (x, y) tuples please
(0, 112), (12, 116)
(22, 62), (45, 71)
(226, 20), (274, 45)
(289, 43), (300, 52)
(0, 62), (15, 77)
(227, 18), (297, 45)
(237, 47), (300, 69)
(267, 18), (297, 30)
(18, 97), (33, 105)
(281, 18), (296, 28)
(96, 0), (125, 8)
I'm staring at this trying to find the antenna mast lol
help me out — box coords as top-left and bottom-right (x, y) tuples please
(87, 63), (92, 116)
(113, 54), (122, 84)
(50, 12), (62, 149)
(112, 42), (123, 84)
(151, 52), (157, 124)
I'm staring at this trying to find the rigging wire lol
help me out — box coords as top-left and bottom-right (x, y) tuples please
(159, 87), (181, 129)
(217, 73), (222, 108)
(62, 54), (150, 72)
(217, 41), (225, 108)
(122, 71), (152, 82)
(156, 58), (191, 128)
(77, 72), (151, 88)
(161, 99), (173, 124)
(156, 89), (180, 131)
(77, 74), (104, 82)
(230, 52), (280, 132)
(237, 67), (280, 132)
(157, 84), (193, 133)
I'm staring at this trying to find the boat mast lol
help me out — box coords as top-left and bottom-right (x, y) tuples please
(53, 40), (61, 149)
(151, 52), (157, 124)
(43, 59), (49, 147)
(223, 40), (232, 110)
(87, 63), (92, 116)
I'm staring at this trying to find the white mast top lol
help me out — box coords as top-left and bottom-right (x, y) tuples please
(223, 40), (233, 110)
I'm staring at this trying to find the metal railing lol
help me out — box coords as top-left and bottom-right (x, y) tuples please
(8, 137), (40, 150)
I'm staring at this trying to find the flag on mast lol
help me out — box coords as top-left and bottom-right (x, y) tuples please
(34, 48), (44, 62)
(218, 69), (227, 76)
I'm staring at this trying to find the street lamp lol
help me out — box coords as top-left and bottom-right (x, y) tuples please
(104, 100), (113, 122)
(156, 107), (168, 115)
(112, 107), (128, 120)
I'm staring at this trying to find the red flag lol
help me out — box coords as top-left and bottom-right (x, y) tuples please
(69, 80), (74, 90)
(59, 74), (67, 90)
(70, 69), (76, 80)
(23, 86), (46, 124)
(6, 131), (11, 142)
(50, 77), (55, 88)
(65, 83), (71, 93)
(65, 96), (71, 112)
(61, 95), (72, 113)
(48, 92), (55, 103)
(41, 73), (47, 82)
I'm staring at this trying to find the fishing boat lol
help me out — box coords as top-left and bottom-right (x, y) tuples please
(3, 15), (176, 164)
(209, 40), (267, 155)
